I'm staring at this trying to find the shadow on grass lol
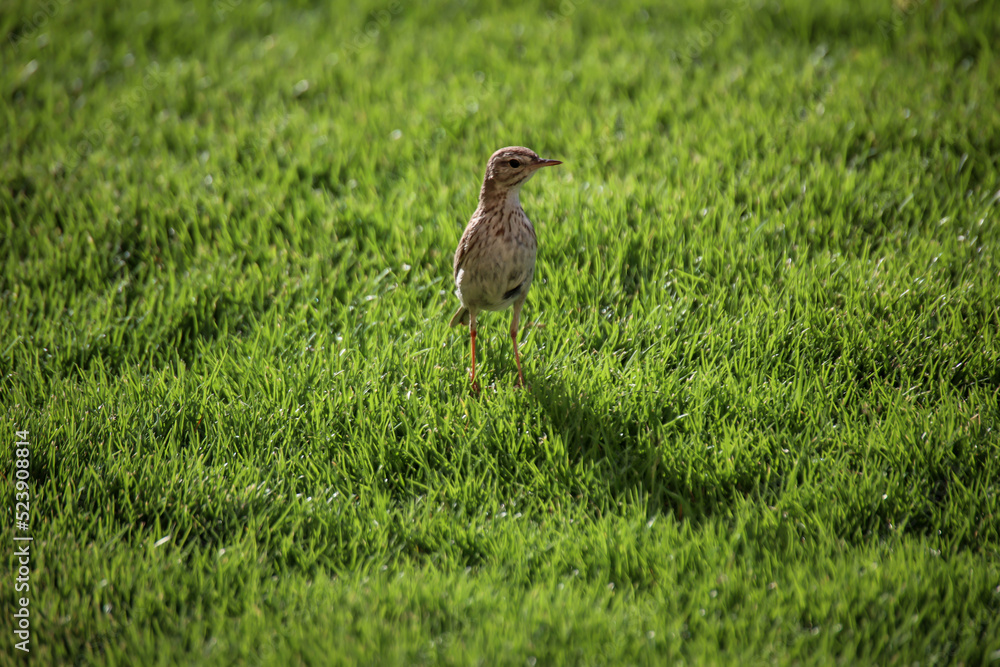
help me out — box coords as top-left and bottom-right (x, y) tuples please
(528, 377), (747, 526)
(527, 373), (999, 554)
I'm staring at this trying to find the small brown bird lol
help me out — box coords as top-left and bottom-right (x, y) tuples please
(449, 146), (562, 390)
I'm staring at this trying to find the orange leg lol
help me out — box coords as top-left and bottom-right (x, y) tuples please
(510, 301), (525, 388)
(469, 310), (479, 393)
(470, 329), (479, 391)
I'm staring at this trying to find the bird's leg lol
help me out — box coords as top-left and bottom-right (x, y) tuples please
(469, 310), (479, 393)
(510, 301), (525, 388)
(470, 330), (478, 390)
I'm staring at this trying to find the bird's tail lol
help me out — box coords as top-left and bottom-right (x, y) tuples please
(449, 306), (470, 327)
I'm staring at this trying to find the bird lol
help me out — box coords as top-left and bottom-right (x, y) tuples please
(449, 146), (562, 391)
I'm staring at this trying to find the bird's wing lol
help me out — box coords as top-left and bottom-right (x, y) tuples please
(453, 217), (479, 280)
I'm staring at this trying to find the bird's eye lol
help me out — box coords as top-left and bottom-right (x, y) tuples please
(508, 159), (521, 168)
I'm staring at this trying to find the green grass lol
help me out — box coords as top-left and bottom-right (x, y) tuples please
(3, 0), (999, 663)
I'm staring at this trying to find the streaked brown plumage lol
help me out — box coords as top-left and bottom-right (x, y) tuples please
(449, 146), (562, 390)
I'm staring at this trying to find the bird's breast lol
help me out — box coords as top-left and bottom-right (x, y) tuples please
(453, 206), (537, 311)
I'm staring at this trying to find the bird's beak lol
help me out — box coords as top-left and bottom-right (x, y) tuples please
(533, 158), (562, 168)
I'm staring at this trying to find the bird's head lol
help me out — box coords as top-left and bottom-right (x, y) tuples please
(482, 146), (562, 193)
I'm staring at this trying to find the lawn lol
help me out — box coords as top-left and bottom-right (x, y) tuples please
(2, 0), (999, 664)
